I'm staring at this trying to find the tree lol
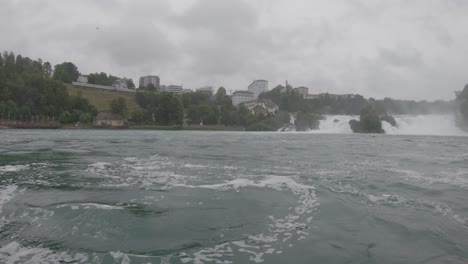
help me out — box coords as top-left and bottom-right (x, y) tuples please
(86, 72), (120, 86)
(216, 87), (227, 103)
(111, 97), (128, 116)
(79, 112), (92, 123)
(187, 104), (214, 125)
(43, 62), (52, 78)
(59, 111), (73, 124)
(0, 51), (95, 124)
(126, 79), (135, 89)
(53, 62), (79, 83)
(131, 108), (144, 124)
(157, 94), (183, 125)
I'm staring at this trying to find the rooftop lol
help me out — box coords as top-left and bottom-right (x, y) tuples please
(248, 80), (268, 88)
(233, 90), (255, 95)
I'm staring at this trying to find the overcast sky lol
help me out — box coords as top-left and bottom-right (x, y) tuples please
(1, 0), (467, 100)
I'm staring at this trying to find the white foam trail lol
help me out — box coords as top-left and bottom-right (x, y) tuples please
(0, 242), (89, 264)
(175, 176), (314, 193)
(176, 176), (319, 263)
(0, 165), (29, 173)
(0, 185), (18, 212)
(86, 162), (112, 171)
(55, 203), (125, 210)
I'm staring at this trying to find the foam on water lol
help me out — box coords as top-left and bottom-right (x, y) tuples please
(55, 203), (125, 210)
(314, 115), (356, 134)
(0, 185), (18, 213)
(0, 242), (90, 264)
(0, 165), (29, 173)
(387, 167), (468, 190)
(86, 162), (112, 172)
(175, 176), (319, 263)
(323, 179), (468, 229)
(384, 115), (468, 136)
(0, 186), (87, 263)
(85, 156), (320, 263)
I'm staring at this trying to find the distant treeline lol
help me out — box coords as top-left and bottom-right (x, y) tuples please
(134, 87), (254, 127)
(86, 72), (135, 88)
(260, 85), (454, 116)
(0, 51), (96, 124)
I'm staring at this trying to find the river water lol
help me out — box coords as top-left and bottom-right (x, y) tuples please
(0, 127), (467, 263)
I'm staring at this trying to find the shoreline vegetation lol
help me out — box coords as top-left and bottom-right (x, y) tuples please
(1, 50), (466, 133)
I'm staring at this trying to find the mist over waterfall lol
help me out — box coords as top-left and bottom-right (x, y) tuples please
(312, 115), (468, 136)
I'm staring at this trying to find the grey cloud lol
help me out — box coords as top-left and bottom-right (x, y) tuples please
(1, 0), (468, 100)
(172, 0), (277, 83)
(377, 48), (423, 68)
(89, 24), (178, 67)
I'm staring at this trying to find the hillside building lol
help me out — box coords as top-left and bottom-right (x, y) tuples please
(232, 90), (255, 107)
(197, 86), (214, 97)
(112, 79), (128, 89)
(248, 80), (268, 98)
(139, 75), (160, 89)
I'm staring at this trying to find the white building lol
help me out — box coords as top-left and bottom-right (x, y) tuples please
(197, 86), (214, 97)
(77, 76), (88, 83)
(232, 90), (255, 107)
(243, 99), (279, 115)
(112, 79), (128, 89)
(293, 86), (309, 97)
(161, 85), (183, 95)
(139, 75), (160, 88)
(248, 80), (268, 98)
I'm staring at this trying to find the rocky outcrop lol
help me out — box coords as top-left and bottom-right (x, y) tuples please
(294, 112), (320, 131)
(349, 105), (384, 134)
(380, 113), (398, 127)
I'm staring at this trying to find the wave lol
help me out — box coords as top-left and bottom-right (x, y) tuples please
(55, 203), (125, 210)
(174, 176), (319, 263)
(0, 185), (18, 213)
(0, 165), (29, 173)
(312, 115), (468, 136)
(0, 241), (90, 264)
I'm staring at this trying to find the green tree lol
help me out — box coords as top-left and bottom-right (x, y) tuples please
(86, 72), (120, 86)
(131, 108), (144, 124)
(111, 97), (128, 116)
(52, 62), (79, 83)
(187, 104), (214, 125)
(157, 94), (183, 125)
(59, 111), (73, 124)
(0, 51), (95, 123)
(126, 79), (135, 89)
(79, 112), (92, 123)
(216, 87), (227, 103)
(43, 62), (52, 78)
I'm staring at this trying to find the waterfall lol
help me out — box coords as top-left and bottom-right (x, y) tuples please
(308, 115), (468, 136)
